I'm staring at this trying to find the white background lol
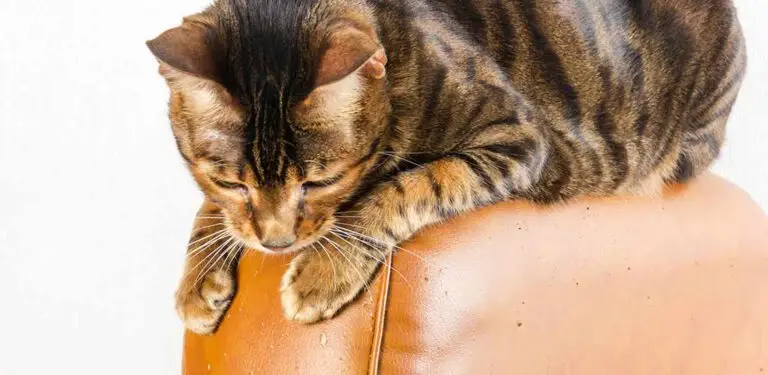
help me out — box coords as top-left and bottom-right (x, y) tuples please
(0, 1), (765, 374)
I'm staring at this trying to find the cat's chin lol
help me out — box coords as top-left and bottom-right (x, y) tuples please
(239, 236), (319, 256)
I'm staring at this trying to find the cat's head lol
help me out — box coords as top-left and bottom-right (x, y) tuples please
(147, 0), (389, 253)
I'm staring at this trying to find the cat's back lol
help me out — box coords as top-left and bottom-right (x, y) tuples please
(426, 0), (743, 112)
(389, 0), (745, 190)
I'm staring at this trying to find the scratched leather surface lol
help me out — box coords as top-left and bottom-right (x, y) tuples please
(184, 173), (768, 375)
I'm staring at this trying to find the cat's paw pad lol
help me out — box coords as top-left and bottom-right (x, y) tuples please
(280, 256), (358, 324)
(176, 269), (235, 335)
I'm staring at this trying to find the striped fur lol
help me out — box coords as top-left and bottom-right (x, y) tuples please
(148, 0), (746, 332)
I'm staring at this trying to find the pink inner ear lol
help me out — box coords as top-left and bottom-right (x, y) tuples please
(362, 49), (388, 80)
(314, 26), (386, 87)
(147, 22), (219, 82)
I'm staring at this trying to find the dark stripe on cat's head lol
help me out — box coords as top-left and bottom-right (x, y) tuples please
(214, 0), (319, 186)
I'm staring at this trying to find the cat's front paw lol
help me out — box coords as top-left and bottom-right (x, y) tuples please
(280, 250), (373, 323)
(175, 269), (235, 335)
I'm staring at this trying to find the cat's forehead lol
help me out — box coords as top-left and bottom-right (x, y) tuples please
(180, 77), (360, 157)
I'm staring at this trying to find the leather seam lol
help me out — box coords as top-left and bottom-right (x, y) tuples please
(367, 252), (393, 375)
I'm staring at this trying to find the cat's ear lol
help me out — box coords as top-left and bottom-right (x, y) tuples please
(315, 22), (387, 87)
(146, 20), (221, 82)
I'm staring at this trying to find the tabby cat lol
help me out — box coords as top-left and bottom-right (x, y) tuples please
(147, 0), (745, 334)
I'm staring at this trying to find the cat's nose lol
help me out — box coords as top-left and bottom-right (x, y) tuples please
(259, 220), (297, 250)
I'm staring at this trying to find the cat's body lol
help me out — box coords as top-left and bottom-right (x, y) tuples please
(148, 0), (745, 334)
(371, 0), (744, 198)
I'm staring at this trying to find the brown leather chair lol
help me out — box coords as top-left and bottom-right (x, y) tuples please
(183, 173), (768, 375)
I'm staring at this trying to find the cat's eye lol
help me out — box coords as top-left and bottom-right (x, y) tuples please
(212, 179), (247, 192)
(303, 175), (342, 190)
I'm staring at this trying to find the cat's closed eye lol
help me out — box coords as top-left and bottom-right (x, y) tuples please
(212, 178), (248, 192)
(302, 175), (342, 190)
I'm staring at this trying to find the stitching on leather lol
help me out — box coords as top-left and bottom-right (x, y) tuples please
(367, 252), (394, 375)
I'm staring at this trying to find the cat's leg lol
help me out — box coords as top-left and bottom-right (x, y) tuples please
(176, 200), (242, 334)
(282, 122), (553, 322)
(280, 239), (382, 322)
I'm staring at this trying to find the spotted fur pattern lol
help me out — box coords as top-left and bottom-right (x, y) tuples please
(148, 0), (745, 333)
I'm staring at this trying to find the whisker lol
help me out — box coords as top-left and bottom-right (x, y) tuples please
(194, 216), (226, 221)
(192, 235), (237, 290)
(332, 225), (433, 265)
(314, 241), (337, 287)
(199, 238), (234, 280)
(328, 231), (412, 289)
(330, 226), (388, 249)
(195, 212), (225, 218)
(184, 232), (233, 281)
(222, 242), (243, 272)
(219, 244), (236, 272)
(377, 151), (426, 169)
(193, 223), (227, 232)
(185, 241), (228, 283)
(322, 236), (372, 296)
(222, 234), (244, 271)
(187, 228), (228, 247)
(393, 151), (435, 155)
(333, 222), (369, 230)
(186, 230), (231, 258)
(181, 247), (227, 296)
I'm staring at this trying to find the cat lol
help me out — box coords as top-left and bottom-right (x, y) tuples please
(147, 0), (745, 334)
